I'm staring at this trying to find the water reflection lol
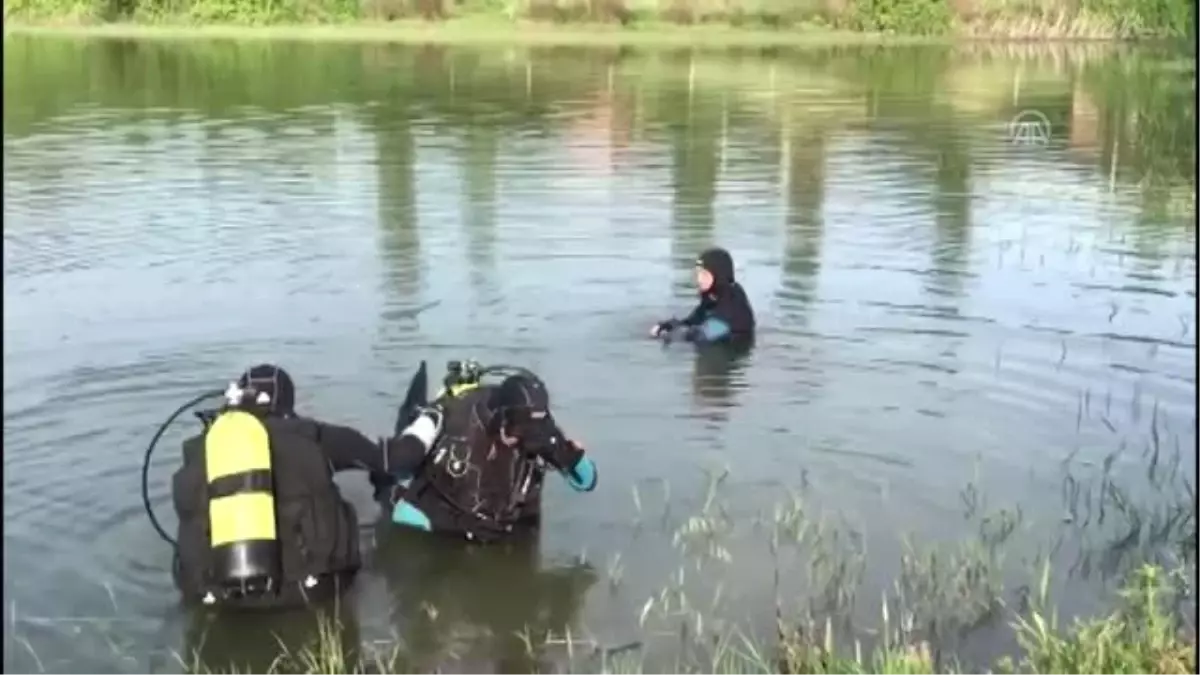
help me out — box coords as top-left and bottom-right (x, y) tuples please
(927, 123), (972, 305)
(778, 125), (827, 326)
(461, 123), (499, 306)
(667, 54), (722, 291)
(690, 341), (754, 417)
(374, 101), (424, 327)
(373, 527), (598, 672)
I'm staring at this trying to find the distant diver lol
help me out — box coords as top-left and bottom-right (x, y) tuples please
(651, 246), (756, 345)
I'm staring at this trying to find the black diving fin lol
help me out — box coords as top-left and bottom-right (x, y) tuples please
(374, 360), (430, 503)
(395, 360), (429, 437)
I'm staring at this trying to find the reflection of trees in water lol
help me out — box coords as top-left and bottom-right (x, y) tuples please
(666, 54), (723, 293)
(10, 38), (1193, 265)
(849, 45), (974, 308)
(778, 124), (827, 328)
(1080, 55), (1196, 264)
(690, 341), (753, 418)
(460, 123), (499, 304)
(928, 124), (972, 305)
(373, 527), (598, 673)
(374, 105), (423, 306)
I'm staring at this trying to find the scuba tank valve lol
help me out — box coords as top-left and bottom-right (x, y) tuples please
(441, 360), (484, 398)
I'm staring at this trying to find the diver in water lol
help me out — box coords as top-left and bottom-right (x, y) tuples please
(650, 246), (756, 345)
(378, 365), (598, 543)
(170, 364), (445, 610)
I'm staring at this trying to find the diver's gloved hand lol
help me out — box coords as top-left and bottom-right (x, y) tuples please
(541, 436), (585, 473)
(650, 319), (679, 338)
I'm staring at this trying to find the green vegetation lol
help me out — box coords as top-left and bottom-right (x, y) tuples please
(2, 0), (1195, 39)
(176, 559), (1195, 673)
(10, 456), (1190, 674)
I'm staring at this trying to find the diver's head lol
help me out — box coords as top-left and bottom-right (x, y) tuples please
(488, 374), (564, 455)
(230, 364), (296, 417)
(696, 247), (735, 294)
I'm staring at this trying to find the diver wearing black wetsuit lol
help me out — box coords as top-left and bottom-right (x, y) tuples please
(171, 364), (442, 609)
(381, 372), (598, 543)
(651, 247), (756, 345)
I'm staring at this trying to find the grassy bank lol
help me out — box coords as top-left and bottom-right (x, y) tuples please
(0, 20), (948, 46)
(3, 0), (1195, 40)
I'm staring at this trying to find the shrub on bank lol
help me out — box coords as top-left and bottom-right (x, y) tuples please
(3, 0), (1195, 38)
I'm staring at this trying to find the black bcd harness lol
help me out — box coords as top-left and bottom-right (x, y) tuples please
(390, 362), (548, 542)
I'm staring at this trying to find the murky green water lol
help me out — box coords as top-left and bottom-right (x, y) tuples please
(3, 36), (1196, 673)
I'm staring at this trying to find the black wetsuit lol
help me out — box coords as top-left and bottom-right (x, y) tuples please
(384, 381), (598, 543)
(662, 247), (756, 344)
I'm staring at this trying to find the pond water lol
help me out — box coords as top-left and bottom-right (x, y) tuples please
(3, 35), (1196, 673)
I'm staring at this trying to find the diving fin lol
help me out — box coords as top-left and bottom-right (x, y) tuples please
(395, 360), (429, 436)
(375, 360), (430, 503)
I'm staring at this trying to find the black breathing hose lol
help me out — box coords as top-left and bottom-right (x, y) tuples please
(141, 389), (225, 549)
(479, 364), (539, 382)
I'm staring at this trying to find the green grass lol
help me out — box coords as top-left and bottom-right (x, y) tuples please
(2, 0), (1194, 39)
(179, 562), (1194, 673)
(0, 20), (949, 47)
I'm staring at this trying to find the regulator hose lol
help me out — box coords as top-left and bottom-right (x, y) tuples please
(141, 389), (225, 549)
(479, 364), (539, 382)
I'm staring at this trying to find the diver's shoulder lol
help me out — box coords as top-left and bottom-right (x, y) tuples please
(260, 414), (327, 442)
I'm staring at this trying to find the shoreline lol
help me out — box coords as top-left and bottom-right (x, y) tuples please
(0, 19), (1162, 46)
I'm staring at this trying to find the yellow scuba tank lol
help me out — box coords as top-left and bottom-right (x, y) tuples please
(203, 410), (281, 594)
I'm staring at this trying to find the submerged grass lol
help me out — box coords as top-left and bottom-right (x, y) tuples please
(176, 560), (1194, 673)
(171, 456), (1194, 675)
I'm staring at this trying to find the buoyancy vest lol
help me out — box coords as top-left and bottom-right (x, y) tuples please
(399, 385), (546, 542)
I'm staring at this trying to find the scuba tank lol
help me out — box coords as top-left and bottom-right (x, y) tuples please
(140, 380), (284, 603)
(202, 408), (281, 597)
(195, 381), (285, 599)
